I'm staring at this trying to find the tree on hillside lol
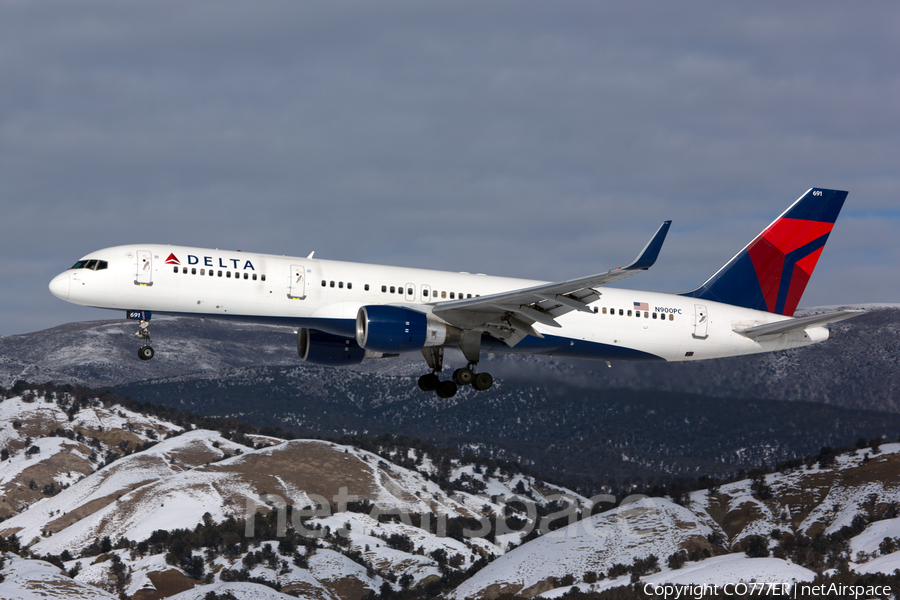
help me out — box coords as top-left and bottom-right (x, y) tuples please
(745, 535), (770, 558)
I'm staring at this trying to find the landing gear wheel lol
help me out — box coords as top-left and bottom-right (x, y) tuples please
(418, 373), (440, 392)
(138, 346), (155, 361)
(472, 372), (493, 391)
(435, 380), (458, 399)
(453, 367), (474, 386)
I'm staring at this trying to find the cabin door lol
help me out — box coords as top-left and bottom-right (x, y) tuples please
(289, 264), (307, 299)
(693, 304), (709, 339)
(135, 250), (153, 285)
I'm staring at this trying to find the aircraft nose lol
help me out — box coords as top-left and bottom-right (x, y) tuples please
(49, 272), (70, 301)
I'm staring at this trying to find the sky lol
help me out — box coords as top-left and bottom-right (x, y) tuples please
(2, 1), (899, 335)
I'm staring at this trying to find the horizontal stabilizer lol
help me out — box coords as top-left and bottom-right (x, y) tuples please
(735, 309), (864, 339)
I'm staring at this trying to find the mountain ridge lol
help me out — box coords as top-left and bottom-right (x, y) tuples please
(2, 386), (900, 600)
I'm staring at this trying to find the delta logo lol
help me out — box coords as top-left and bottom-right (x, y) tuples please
(165, 253), (257, 271)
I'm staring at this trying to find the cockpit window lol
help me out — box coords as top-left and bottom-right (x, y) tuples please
(70, 259), (108, 270)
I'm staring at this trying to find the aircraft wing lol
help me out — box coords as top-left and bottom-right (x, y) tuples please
(734, 309), (865, 339)
(432, 221), (672, 346)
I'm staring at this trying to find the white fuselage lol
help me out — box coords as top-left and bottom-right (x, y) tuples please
(49, 244), (829, 363)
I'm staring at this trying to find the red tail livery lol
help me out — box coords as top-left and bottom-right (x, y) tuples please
(684, 188), (847, 315)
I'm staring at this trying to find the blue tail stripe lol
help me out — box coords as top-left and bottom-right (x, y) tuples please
(774, 233), (830, 315)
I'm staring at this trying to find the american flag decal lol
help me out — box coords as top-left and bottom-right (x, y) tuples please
(634, 301), (649, 311)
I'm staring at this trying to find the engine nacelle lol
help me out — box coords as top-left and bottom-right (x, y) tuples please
(356, 305), (461, 353)
(298, 328), (367, 366)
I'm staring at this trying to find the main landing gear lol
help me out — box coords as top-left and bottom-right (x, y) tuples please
(418, 343), (494, 399)
(135, 320), (155, 361)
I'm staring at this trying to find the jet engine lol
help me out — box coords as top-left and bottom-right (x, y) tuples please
(297, 328), (369, 366)
(356, 305), (462, 353)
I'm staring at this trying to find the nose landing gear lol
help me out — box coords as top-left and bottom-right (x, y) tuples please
(135, 320), (154, 360)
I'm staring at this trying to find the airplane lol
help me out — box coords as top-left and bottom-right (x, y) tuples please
(49, 188), (863, 398)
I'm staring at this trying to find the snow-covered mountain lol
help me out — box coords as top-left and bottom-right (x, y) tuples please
(3, 309), (900, 484)
(2, 387), (900, 600)
(449, 443), (900, 599)
(0, 388), (584, 599)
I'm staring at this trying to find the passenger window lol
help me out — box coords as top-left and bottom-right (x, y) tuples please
(381, 285), (387, 293)
(652, 313), (657, 319)
(390, 286), (395, 293)
(365, 284), (370, 291)
(593, 307), (598, 313)
(398, 287), (403, 294)
(441, 291), (447, 299)
(433, 290), (438, 297)
(173, 266), (178, 273)
(261, 274), (266, 281)
(619, 309), (624, 316)
(218, 271), (223, 277)
(322, 280), (326, 287)
(348, 282), (352, 290)
(644, 312), (649, 318)
(192, 268), (197, 275)
(669, 314), (674, 321)
(627, 310), (632, 316)
(339, 282), (343, 289)
(467, 294), (472, 299)
(450, 292), (455, 299)
(244, 273), (248, 279)
(602, 307), (607, 314)
(330, 281), (335, 288)
(407, 288), (413, 295)
(227, 271), (231, 278)
(252, 274), (257, 280)
(183, 267), (188, 274)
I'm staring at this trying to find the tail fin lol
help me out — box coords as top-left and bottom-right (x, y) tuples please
(682, 188), (848, 316)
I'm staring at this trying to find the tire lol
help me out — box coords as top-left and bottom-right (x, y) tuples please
(472, 372), (493, 391)
(452, 367), (474, 386)
(436, 380), (458, 399)
(418, 373), (440, 392)
(138, 346), (155, 361)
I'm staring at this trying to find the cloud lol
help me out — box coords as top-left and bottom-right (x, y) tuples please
(1, 1), (898, 334)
